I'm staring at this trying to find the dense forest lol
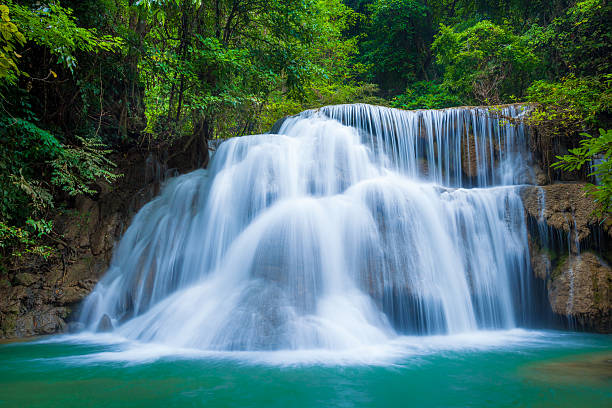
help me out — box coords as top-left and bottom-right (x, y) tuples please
(0, 0), (610, 265)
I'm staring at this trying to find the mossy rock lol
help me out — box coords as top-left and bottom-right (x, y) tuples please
(550, 254), (569, 282)
(0, 278), (11, 290)
(13, 273), (38, 287)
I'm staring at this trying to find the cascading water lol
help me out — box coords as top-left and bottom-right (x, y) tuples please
(79, 104), (544, 351)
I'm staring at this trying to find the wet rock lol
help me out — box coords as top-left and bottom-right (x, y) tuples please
(548, 252), (612, 332)
(97, 314), (113, 332)
(461, 132), (479, 178)
(56, 285), (93, 305)
(68, 321), (85, 333)
(13, 307), (68, 337)
(14, 315), (34, 337)
(90, 212), (121, 256)
(521, 183), (609, 244)
(531, 250), (552, 280)
(532, 165), (547, 186)
(0, 277), (10, 290)
(523, 183), (612, 332)
(34, 307), (68, 334)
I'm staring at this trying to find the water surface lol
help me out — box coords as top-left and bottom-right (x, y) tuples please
(0, 330), (610, 407)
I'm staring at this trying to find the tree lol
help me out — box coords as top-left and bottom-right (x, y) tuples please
(0, 4), (25, 85)
(432, 20), (540, 104)
(359, 0), (432, 93)
(0, 1), (121, 260)
(526, 0), (612, 80)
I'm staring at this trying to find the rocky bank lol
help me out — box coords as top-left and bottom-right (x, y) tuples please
(521, 183), (612, 332)
(0, 150), (196, 338)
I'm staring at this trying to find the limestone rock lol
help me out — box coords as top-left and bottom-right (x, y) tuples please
(532, 165), (547, 186)
(55, 280), (97, 305)
(548, 252), (612, 332)
(14, 306), (68, 337)
(521, 183), (609, 245)
(461, 132), (479, 178)
(523, 183), (611, 332)
(90, 212), (121, 256)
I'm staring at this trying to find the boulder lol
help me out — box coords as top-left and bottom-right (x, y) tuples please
(96, 314), (113, 332)
(548, 252), (612, 332)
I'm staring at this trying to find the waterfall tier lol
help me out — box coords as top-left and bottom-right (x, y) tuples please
(80, 104), (542, 350)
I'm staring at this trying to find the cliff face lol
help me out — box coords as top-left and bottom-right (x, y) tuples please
(521, 184), (612, 332)
(0, 152), (179, 338)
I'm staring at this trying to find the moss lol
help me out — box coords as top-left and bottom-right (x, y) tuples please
(540, 246), (556, 258)
(14, 272), (38, 287)
(602, 249), (612, 266)
(550, 254), (569, 282)
(83, 255), (94, 267)
(0, 312), (17, 336)
(0, 278), (11, 289)
(592, 271), (601, 305)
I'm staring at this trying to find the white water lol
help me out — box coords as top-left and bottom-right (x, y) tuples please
(44, 328), (560, 366)
(80, 104), (541, 351)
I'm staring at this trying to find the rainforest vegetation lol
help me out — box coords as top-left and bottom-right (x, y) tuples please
(0, 0), (610, 262)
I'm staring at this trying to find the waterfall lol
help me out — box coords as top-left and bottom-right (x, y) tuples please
(79, 104), (542, 351)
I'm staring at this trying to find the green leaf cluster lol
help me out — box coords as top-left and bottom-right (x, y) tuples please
(432, 20), (539, 104)
(553, 129), (612, 219)
(8, 1), (122, 73)
(0, 4), (25, 84)
(526, 75), (612, 134)
(391, 81), (462, 110)
(0, 2), (121, 260)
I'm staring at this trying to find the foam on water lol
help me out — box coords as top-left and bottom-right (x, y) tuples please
(37, 329), (567, 367)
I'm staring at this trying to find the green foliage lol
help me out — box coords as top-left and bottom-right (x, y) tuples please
(0, 114), (119, 258)
(526, 0), (612, 79)
(0, 4), (25, 84)
(553, 129), (612, 218)
(432, 20), (540, 104)
(137, 0), (364, 142)
(0, 115), (119, 217)
(0, 2), (125, 261)
(526, 75), (612, 134)
(8, 0), (122, 73)
(427, 0), (570, 27)
(49, 136), (120, 196)
(360, 0), (431, 93)
(391, 81), (463, 110)
(0, 220), (54, 258)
